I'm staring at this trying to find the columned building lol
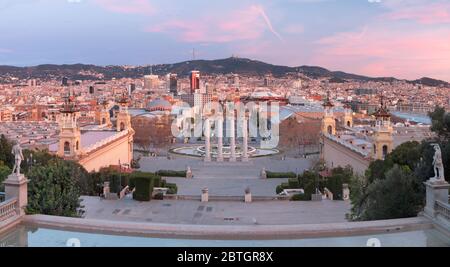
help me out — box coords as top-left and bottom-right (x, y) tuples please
(321, 93), (336, 136)
(50, 93), (135, 172)
(95, 100), (112, 127)
(57, 95), (81, 159)
(371, 99), (393, 160)
(321, 96), (394, 176)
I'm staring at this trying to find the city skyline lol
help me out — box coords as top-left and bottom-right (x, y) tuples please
(0, 0), (449, 82)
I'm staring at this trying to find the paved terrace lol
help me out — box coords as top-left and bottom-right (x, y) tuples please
(81, 196), (351, 226)
(138, 156), (313, 196)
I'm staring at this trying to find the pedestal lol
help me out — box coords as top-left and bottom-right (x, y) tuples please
(103, 181), (110, 196)
(245, 193), (252, 203)
(3, 173), (28, 216)
(201, 188), (209, 203)
(342, 184), (350, 201)
(186, 169), (193, 179)
(424, 180), (450, 218)
(260, 169), (267, 179)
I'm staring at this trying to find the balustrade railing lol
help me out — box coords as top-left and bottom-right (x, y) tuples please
(0, 198), (18, 222)
(435, 200), (450, 222)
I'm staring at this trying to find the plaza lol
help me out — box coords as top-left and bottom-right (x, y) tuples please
(81, 196), (351, 226)
(138, 155), (314, 196)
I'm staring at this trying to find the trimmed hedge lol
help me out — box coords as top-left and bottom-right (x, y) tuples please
(160, 179), (178, 194)
(156, 170), (187, 177)
(129, 172), (161, 201)
(266, 171), (297, 179)
(166, 183), (178, 194)
(291, 194), (308, 201)
(288, 178), (299, 188)
(132, 177), (153, 201)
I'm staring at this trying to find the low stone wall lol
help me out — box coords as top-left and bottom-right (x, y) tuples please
(165, 195), (290, 202)
(22, 215), (433, 240)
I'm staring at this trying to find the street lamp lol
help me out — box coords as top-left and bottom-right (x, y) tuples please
(118, 159), (122, 193)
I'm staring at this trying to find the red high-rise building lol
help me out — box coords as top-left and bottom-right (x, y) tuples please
(190, 70), (200, 94)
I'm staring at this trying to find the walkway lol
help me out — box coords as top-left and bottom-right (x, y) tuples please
(81, 196), (351, 226)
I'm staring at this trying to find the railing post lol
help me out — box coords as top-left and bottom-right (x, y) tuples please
(3, 173), (29, 216)
(423, 180), (449, 219)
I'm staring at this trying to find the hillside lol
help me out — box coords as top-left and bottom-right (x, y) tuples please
(0, 57), (448, 87)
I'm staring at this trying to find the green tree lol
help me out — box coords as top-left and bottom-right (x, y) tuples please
(323, 166), (353, 200)
(26, 159), (84, 217)
(429, 107), (450, 140)
(0, 163), (11, 192)
(355, 165), (423, 221)
(0, 135), (14, 168)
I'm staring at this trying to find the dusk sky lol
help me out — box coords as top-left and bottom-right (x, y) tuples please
(0, 0), (449, 81)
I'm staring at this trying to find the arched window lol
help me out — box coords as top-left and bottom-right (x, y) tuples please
(373, 144), (377, 155)
(347, 121), (351, 127)
(76, 141), (79, 151)
(327, 125), (333, 135)
(120, 122), (125, 131)
(64, 141), (70, 155)
(382, 145), (388, 159)
(102, 118), (106, 124)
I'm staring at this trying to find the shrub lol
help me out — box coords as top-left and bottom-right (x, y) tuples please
(266, 171), (297, 179)
(288, 178), (300, 188)
(166, 183), (178, 194)
(291, 194), (308, 201)
(132, 177), (153, 201)
(130, 172), (161, 201)
(156, 170), (187, 177)
(153, 192), (164, 200)
(276, 185), (284, 194)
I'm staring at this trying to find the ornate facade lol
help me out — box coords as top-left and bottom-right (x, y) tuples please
(321, 97), (393, 175)
(51, 94), (134, 172)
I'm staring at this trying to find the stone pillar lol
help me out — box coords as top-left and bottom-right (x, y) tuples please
(204, 118), (211, 162)
(186, 166), (193, 179)
(3, 173), (28, 216)
(260, 168), (267, 179)
(245, 187), (252, 203)
(103, 181), (110, 196)
(230, 116), (236, 162)
(217, 118), (224, 162)
(342, 183), (350, 201)
(424, 180), (450, 218)
(201, 187), (209, 202)
(242, 116), (249, 162)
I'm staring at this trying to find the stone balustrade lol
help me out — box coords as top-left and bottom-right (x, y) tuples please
(435, 200), (450, 222)
(0, 198), (18, 222)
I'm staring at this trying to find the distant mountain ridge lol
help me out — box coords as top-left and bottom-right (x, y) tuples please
(0, 57), (448, 87)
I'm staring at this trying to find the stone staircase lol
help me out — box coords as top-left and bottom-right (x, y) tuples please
(192, 162), (260, 179)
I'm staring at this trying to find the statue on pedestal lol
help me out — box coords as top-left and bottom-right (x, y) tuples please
(11, 141), (24, 176)
(260, 167), (267, 179)
(186, 166), (193, 179)
(430, 144), (446, 184)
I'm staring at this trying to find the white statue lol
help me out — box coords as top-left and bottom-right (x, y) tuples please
(261, 167), (267, 179)
(11, 141), (24, 175)
(186, 166), (193, 179)
(431, 144), (445, 183)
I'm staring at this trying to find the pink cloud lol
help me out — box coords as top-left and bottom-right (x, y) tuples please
(384, 2), (450, 24)
(146, 5), (282, 43)
(313, 26), (450, 81)
(95, 0), (154, 15)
